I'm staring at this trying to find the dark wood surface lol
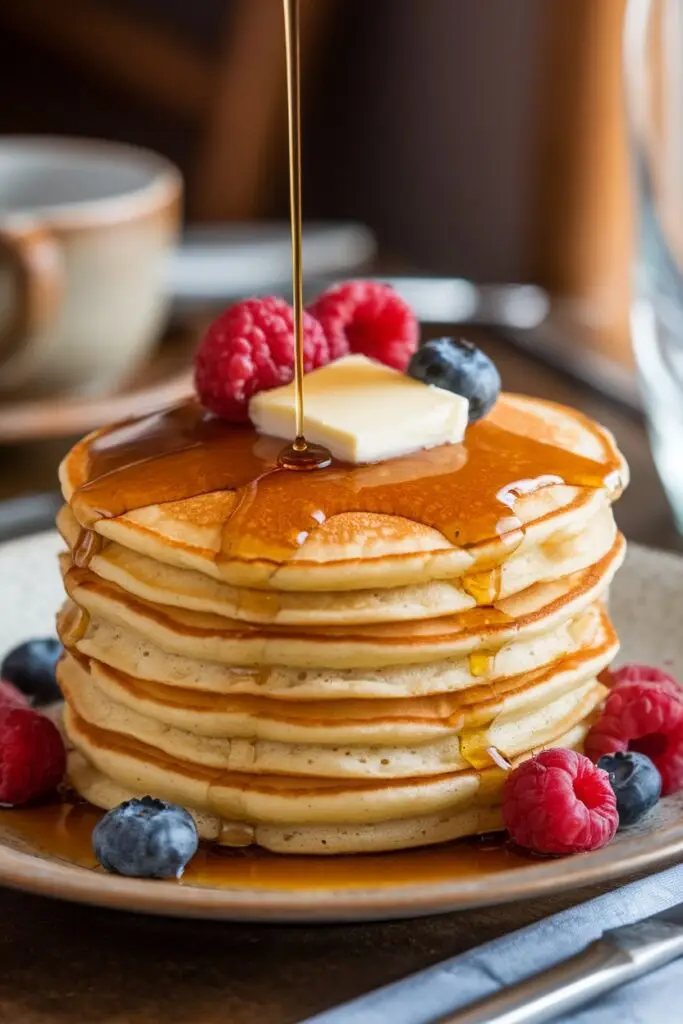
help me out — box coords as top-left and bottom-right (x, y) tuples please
(0, 335), (680, 1024)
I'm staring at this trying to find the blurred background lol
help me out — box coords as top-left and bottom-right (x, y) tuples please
(0, 0), (630, 331)
(0, 0), (668, 544)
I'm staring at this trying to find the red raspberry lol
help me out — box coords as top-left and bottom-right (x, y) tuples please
(0, 706), (66, 805)
(308, 281), (419, 370)
(502, 749), (618, 854)
(194, 297), (329, 421)
(0, 680), (29, 709)
(585, 681), (683, 795)
(612, 663), (681, 697)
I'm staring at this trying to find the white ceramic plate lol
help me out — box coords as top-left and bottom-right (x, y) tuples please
(0, 532), (681, 923)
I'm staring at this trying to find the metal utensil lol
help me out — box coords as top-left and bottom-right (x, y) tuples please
(434, 904), (683, 1024)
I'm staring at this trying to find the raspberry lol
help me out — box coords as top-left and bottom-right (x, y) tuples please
(502, 749), (618, 854)
(585, 680), (683, 795)
(308, 281), (419, 370)
(0, 680), (29, 710)
(0, 706), (66, 805)
(612, 663), (681, 698)
(194, 297), (329, 421)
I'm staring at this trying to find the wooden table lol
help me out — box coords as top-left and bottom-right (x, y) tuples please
(0, 336), (680, 1024)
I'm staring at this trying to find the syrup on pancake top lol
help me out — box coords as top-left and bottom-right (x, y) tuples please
(59, 373), (625, 589)
(54, 289), (629, 861)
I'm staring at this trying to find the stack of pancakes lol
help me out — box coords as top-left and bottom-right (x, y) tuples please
(55, 393), (628, 854)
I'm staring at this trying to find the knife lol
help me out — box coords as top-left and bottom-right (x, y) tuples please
(435, 904), (683, 1024)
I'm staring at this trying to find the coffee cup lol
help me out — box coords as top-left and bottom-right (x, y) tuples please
(0, 137), (181, 395)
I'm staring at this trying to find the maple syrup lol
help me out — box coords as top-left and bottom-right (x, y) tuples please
(278, 0), (332, 473)
(459, 729), (500, 770)
(1, 799), (536, 890)
(278, 443), (332, 472)
(57, 602), (90, 647)
(468, 651), (494, 678)
(463, 567), (503, 605)
(68, 407), (617, 574)
(73, 527), (103, 569)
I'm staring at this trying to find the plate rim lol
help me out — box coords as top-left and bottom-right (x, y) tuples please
(1, 806), (682, 923)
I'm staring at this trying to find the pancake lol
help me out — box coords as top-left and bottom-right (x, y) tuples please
(56, 501), (618, 625)
(68, 601), (612, 699)
(59, 393), (628, 591)
(60, 536), (624, 669)
(66, 716), (594, 854)
(58, 647), (610, 777)
(63, 694), (600, 826)
(68, 609), (616, 744)
(65, 748), (505, 850)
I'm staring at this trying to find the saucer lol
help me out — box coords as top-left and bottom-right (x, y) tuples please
(0, 330), (193, 445)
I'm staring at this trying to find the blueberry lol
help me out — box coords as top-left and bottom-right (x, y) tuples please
(598, 751), (662, 828)
(1, 638), (63, 706)
(407, 337), (501, 422)
(92, 796), (199, 879)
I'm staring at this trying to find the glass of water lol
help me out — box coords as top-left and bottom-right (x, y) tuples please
(625, 0), (683, 529)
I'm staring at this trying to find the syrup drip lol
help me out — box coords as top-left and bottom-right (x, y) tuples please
(460, 729), (496, 770)
(463, 567), (502, 606)
(73, 528), (103, 569)
(58, 602), (90, 647)
(68, 402), (617, 575)
(219, 821), (255, 847)
(1, 800), (534, 889)
(278, 442), (332, 472)
(468, 652), (494, 678)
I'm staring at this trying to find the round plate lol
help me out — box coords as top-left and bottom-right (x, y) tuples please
(0, 533), (681, 924)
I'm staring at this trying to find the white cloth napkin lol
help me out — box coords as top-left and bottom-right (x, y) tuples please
(303, 864), (683, 1024)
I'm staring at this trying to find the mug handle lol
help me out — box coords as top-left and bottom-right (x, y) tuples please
(0, 222), (63, 385)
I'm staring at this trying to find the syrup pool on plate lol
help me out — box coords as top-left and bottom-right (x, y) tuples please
(0, 800), (536, 890)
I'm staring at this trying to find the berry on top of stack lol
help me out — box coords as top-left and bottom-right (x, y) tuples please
(194, 281), (420, 422)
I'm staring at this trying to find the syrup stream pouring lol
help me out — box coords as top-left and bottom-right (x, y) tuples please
(278, 0), (331, 472)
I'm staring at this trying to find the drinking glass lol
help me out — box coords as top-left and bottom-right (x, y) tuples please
(625, 0), (683, 528)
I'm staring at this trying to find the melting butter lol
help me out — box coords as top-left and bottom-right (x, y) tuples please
(249, 354), (469, 463)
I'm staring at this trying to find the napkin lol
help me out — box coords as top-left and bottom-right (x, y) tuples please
(303, 864), (683, 1024)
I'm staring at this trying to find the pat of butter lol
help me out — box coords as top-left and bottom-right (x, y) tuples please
(249, 354), (468, 463)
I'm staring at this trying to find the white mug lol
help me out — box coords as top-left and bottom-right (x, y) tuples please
(0, 137), (181, 395)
